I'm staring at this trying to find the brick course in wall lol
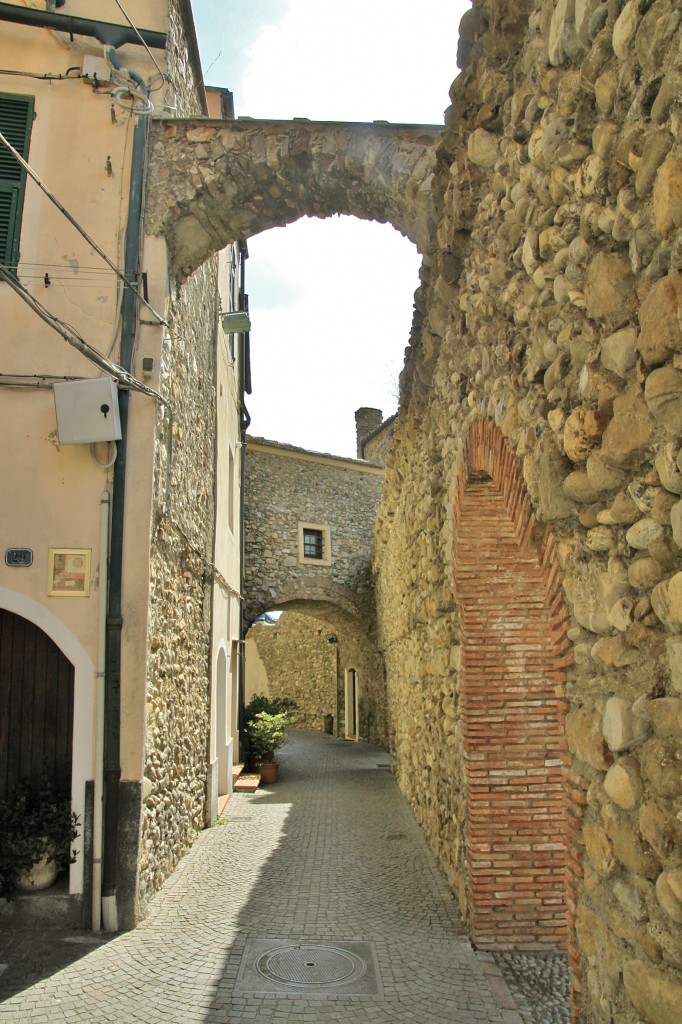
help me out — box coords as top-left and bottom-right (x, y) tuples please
(454, 419), (575, 952)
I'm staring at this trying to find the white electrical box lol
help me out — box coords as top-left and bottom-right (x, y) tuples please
(53, 378), (122, 445)
(82, 55), (112, 83)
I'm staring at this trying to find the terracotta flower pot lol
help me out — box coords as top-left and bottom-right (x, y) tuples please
(258, 762), (279, 784)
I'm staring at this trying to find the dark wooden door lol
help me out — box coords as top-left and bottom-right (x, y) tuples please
(0, 609), (74, 800)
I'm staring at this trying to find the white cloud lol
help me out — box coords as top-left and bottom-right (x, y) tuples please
(242, 0), (467, 124)
(246, 216), (420, 456)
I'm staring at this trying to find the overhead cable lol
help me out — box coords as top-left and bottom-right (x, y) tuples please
(0, 66), (82, 81)
(0, 265), (171, 407)
(0, 129), (167, 326)
(112, 0), (166, 81)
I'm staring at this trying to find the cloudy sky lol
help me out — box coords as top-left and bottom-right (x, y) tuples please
(192, 1), (469, 457)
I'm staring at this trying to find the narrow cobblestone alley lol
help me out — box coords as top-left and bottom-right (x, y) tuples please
(0, 732), (566, 1024)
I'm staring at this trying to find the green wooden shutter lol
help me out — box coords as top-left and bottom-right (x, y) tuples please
(0, 93), (34, 269)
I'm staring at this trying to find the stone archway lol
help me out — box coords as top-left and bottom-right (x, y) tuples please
(247, 580), (366, 630)
(453, 420), (579, 953)
(148, 118), (441, 280)
(245, 596), (387, 747)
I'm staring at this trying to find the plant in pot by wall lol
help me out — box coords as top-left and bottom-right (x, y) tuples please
(244, 693), (298, 722)
(0, 777), (80, 901)
(245, 710), (292, 783)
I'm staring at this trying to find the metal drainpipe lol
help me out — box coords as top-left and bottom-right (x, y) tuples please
(102, 113), (148, 932)
(93, 490), (110, 933)
(0, 3), (167, 49)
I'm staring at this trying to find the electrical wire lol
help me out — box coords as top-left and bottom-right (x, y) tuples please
(0, 373), (86, 389)
(0, 130), (167, 327)
(161, 511), (242, 600)
(0, 373), (83, 380)
(111, 85), (153, 115)
(8, 263), (116, 272)
(0, 67), (83, 81)
(0, 265), (172, 407)
(90, 442), (118, 469)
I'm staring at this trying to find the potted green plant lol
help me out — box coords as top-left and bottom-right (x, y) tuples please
(0, 777), (80, 901)
(245, 710), (292, 783)
(244, 693), (297, 722)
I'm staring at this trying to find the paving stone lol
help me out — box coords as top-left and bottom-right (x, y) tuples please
(0, 732), (568, 1023)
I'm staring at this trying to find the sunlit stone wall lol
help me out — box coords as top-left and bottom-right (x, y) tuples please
(374, 3), (682, 1022)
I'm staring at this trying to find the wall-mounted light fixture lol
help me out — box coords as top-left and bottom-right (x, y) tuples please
(221, 310), (251, 333)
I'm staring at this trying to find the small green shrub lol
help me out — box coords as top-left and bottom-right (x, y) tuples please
(0, 777), (80, 901)
(245, 710), (292, 767)
(244, 693), (297, 725)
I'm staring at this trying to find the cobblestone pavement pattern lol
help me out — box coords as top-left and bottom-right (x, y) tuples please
(0, 732), (564, 1023)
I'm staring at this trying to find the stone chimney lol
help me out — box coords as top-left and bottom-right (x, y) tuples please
(355, 407), (383, 458)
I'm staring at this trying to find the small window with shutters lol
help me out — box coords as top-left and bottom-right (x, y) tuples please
(0, 93), (34, 271)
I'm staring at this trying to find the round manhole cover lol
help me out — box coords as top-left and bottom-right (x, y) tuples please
(255, 944), (367, 986)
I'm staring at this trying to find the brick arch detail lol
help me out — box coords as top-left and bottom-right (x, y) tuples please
(453, 419), (584, 962)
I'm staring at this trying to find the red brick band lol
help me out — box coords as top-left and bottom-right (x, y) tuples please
(454, 419), (582, 961)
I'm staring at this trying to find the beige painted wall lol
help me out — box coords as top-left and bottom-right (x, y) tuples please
(0, 9), (170, 892)
(244, 635), (270, 704)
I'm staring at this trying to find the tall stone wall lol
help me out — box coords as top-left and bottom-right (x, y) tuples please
(140, 260), (219, 913)
(137, 5), (218, 914)
(374, 2), (682, 1022)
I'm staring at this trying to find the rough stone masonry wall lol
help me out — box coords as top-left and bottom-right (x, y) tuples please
(244, 442), (384, 625)
(141, 262), (218, 913)
(247, 613), (338, 733)
(138, 3), (218, 914)
(374, 2), (682, 1023)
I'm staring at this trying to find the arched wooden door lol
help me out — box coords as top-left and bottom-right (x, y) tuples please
(0, 608), (74, 800)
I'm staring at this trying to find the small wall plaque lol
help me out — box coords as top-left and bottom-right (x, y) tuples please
(48, 548), (91, 597)
(5, 548), (33, 567)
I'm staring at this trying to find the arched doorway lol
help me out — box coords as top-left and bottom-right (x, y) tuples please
(0, 608), (74, 800)
(453, 420), (574, 951)
(0, 588), (94, 896)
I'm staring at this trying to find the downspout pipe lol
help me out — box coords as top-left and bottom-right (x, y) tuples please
(106, 46), (146, 94)
(93, 490), (110, 933)
(102, 113), (148, 932)
(0, 3), (166, 49)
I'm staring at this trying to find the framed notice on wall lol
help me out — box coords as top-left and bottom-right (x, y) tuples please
(48, 549), (91, 597)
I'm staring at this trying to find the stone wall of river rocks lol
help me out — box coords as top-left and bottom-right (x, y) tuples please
(373, 2), (682, 1023)
(247, 613), (338, 733)
(139, 258), (219, 915)
(136, 11), (218, 915)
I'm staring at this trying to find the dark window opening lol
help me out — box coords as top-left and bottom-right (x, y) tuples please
(303, 528), (324, 560)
